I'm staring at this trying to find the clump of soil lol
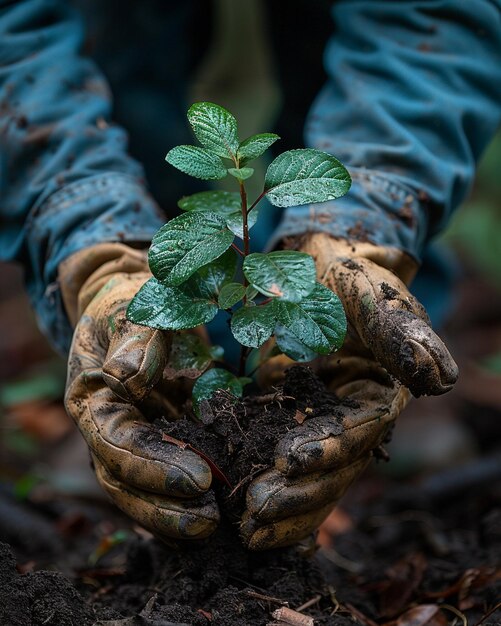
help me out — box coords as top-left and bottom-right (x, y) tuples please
(0, 532), (354, 625)
(160, 365), (347, 517)
(0, 543), (95, 626)
(101, 527), (351, 625)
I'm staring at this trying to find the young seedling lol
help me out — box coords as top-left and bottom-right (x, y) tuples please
(127, 102), (351, 413)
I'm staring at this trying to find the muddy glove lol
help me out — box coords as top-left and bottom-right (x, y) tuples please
(241, 233), (458, 550)
(61, 244), (219, 543)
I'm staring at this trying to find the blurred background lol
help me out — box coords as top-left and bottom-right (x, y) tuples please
(1, 1), (500, 621)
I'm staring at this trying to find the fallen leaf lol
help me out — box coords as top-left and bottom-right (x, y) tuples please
(88, 530), (129, 566)
(162, 433), (188, 449)
(382, 604), (447, 626)
(197, 608), (212, 621)
(9, 401), (71, 443)
(423, 566), (501, 606)
(398, 605), (447, 626)
(293, 410), (306, 424)
(380, 552), (428, 617)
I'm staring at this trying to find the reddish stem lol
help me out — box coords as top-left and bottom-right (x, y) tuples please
(239, 180), (249, 259)
(231, 243), (245, 257)
(247, 190), (266, 214)
(238, 180), (250, 376)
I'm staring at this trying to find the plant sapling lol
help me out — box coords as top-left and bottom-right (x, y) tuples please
(127, 102), (351, 412)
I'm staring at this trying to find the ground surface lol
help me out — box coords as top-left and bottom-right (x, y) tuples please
(1, 430), (500, 626)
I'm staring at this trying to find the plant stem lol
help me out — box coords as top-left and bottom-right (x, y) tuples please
(248, 190), (266, 214)
(231, 243), (245, 257)
(258, 297), (273, 306)
(239, 180), (249, 258)
(238, 346), (251, 378)
(238, 179), (250, 376)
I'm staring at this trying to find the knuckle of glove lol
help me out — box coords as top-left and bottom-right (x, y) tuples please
(102, 323), (169, 403)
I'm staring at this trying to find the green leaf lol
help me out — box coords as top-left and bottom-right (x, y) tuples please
(218, 282), (246, 309)
(164, 333), (216, 380)
(166, 145), (227, 180)
(192, 368), (246, 416)
(273, 283), (346, 354)
(230, 303), (276, 348)
(243, 251), (316, 302)
(225, 208), (259, 239)
(275, 324), (319, 362)
(228, 167), (254, 181)
(149, 212), (234, 286)
(177, 190), (257, 239)
(190, 248), (238, 300)
(127, 278), (218, 330)
(187, 102), (239, 160)
(264, 148), (351, 207)
(246, 285), (259, 301)
(237, 133), (280, 165)
(178, 190), (241, 214)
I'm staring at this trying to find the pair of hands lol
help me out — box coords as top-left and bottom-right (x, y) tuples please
(63, 234), (458, 550)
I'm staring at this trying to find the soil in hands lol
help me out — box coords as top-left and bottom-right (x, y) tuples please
(161, 364), (346, 520)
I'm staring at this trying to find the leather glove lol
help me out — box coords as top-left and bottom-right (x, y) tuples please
(241, 233), (459, 550)
(60, 244), (219, 543)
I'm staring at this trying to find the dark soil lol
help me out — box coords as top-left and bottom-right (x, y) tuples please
(2, 466), (501, 625)
(161, 365), (346, 519)
(1, 366), (500, 625)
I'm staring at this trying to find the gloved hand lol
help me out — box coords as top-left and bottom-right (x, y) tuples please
(241, 233), (459, 550)
(60, 244), (219, 543)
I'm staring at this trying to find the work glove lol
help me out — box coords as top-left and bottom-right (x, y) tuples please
(61, 244), (219, 544)
(241, 233), (459, 550)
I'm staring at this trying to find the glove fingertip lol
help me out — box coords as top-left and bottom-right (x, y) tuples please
(404, 337), (459, 397)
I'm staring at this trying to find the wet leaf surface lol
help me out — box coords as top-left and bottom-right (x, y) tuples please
(237, 132), (280, 165)
(274, 283), (346, 354)
(217, 283), (246, 309)
(192, 368), (247, 416)
(243, 251), (316, 302)
(177, 191), (258, 239)
(127, 278), (218, 330)
(264, 148), (351, 207)
(166, 145), (227, 180)
(187, 102), (239, 159)
(149, 212), (234, 286)
(230, 303), (276, 348)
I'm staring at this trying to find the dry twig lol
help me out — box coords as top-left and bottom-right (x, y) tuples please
(245, 590), (288, 606)
(272, 607), (314, 625)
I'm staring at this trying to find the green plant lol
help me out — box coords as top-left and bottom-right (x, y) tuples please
(127, 102), (351, 412)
